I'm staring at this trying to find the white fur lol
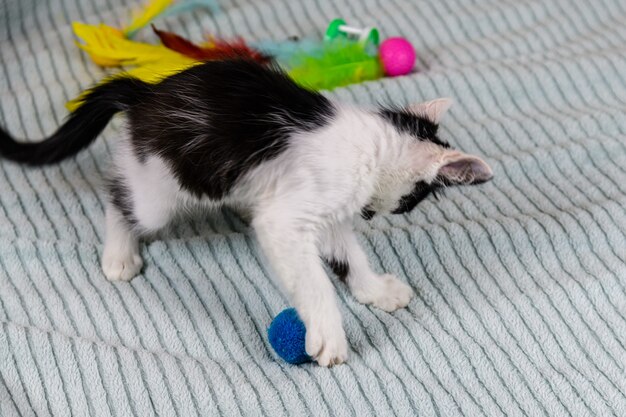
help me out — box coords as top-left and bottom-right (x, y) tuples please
(102, 203), (143, 281)
(102, 99), (489, 366)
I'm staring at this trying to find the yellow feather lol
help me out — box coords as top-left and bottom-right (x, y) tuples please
(123, 0), (174, 37)
(72, 23), (125, 66)
(73, 22), (195, 67)
(69, 22), (200, 111)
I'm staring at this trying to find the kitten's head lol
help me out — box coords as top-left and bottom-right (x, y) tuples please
(365, 98), (492, 218)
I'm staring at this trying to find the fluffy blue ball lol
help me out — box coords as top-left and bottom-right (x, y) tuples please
(267, 308), (312, 364)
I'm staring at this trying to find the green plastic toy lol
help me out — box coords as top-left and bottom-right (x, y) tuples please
(325, 18), (379, 51)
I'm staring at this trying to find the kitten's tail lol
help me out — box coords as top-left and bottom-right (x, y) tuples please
(0, 77), (152, 166)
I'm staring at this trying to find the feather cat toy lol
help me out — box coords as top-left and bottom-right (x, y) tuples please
(69, 0), (417, 110)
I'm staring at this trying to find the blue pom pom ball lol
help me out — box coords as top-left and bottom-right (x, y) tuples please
(268, 308), (312, 364)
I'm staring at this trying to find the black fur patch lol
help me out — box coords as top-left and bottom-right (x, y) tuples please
(379, 108), (450, 148)
(392, 181), (440, 214)
(129, 59), (336, 199)
(106, 176), (137, 227)
(325, 258), (350, 281)
(360, 207), (376, 220)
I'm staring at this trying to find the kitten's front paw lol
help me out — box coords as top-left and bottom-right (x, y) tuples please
(352, 274), (414, 312)
(305, 316), (348, 367)
(102, 252), (143, 282)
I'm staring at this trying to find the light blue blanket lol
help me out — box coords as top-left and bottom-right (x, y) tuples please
(1, 0), (626, 415)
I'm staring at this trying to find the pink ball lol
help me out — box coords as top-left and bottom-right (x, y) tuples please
(379, 37), (416, 76)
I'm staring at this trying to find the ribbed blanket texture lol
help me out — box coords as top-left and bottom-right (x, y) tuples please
(1, 0), (626, 415)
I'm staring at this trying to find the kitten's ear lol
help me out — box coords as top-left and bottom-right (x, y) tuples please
(408, 98), (453, 123)
(437, 152), (493, 185)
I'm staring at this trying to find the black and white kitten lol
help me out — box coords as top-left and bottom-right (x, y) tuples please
(0, 59), (492, 366)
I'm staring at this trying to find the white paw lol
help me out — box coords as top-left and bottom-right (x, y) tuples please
(102, 252), (143, 282)
(351, 274), (414, 312)
(305, 316), (348, 367)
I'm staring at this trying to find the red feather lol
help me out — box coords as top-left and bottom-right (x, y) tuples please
(152, 26), (270, 63)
